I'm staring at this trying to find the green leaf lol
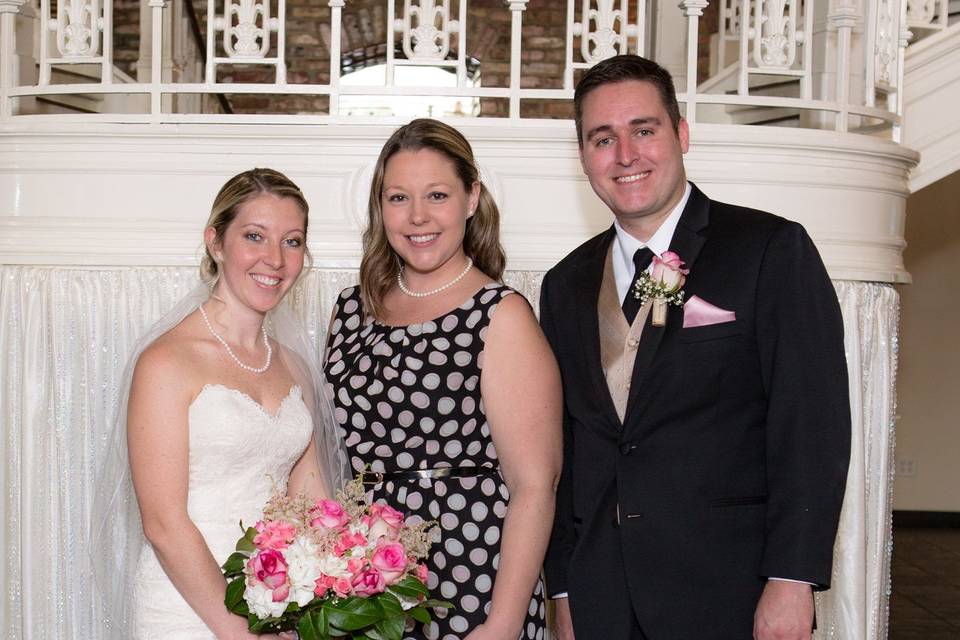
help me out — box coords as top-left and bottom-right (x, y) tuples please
(237, 525), (258, 553)
(420, 598), (453, 609)
(250, 617), (276, 633)
(376, 592), (403, 618)
(373, 614), (406, 640)
(221, 551), (248, 577)
(387, 576), (428, 599)
(322, 597), (384, 631)
(224, 577), (246, 613)
(298, 610), (328, 640)
(408, 606), (432, 624)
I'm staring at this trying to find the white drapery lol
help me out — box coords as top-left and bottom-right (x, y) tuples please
(0, 266), (896, 639)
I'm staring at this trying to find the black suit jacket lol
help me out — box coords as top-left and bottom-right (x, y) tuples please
(540, 184), (851, 639)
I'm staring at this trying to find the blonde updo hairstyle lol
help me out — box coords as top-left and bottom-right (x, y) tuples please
(360, 118), (506, 320)
(201, 168), (310, 284)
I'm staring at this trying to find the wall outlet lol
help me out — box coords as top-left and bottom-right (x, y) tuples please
(896, 458), (916, 477)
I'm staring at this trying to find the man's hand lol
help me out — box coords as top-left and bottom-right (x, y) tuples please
(753, 580), (815, 640)
(550, 598), (576, 640)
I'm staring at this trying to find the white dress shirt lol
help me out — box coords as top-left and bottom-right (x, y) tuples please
(612, 182), (691, 304)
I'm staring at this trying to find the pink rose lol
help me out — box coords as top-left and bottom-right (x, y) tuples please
(371, 542), (408, 584)
(364, 504), (405, 541)
(650, 251), (689, 292)
(347, 557), (366, 575)
(314, 575), (332, 597)
(253, 520), (296, 550)
(247, 549), (289, 602)
(351, 567), (386, 596)
(310, 499), (350, 529)
(415, 563), (428, 583)
(316, 573), (353, 598)
(334, 531), (368, 557)
(333, 576), (353, 598)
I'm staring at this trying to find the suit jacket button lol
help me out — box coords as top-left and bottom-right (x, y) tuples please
(620, 443), (633, 455)
(627, 338), (639, 348)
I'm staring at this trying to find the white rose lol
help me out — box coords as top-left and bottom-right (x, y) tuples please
(284, 536), (322, 607)
(244, 582), (288, 619)
(316, 553), (350, 579)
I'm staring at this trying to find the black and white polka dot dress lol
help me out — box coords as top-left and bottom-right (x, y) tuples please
(324, 283), (546, 640)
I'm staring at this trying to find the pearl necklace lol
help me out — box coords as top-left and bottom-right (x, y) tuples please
(398, 257), (474, 298)
(198, 304), (272, 374)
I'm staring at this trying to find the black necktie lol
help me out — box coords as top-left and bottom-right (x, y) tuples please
(622, 247), (654, 325)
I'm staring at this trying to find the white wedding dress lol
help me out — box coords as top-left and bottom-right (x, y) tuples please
(130, 383), (313, 639)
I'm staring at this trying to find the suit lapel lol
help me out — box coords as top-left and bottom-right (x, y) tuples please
(575, 227), (622, 428)
(623, 184), (711, 425)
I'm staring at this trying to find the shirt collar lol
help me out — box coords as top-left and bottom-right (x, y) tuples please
(613, 181), (692, 274)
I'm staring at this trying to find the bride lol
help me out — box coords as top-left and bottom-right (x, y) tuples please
(90, 169), (348, 639)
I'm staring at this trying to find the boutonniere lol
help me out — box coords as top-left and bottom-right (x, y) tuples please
(632, 251), (690, 326)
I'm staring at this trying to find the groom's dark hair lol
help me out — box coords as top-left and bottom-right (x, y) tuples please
(574, 55), (682, 146)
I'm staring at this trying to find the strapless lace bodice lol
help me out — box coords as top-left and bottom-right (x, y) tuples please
(131, 384), (313, 639)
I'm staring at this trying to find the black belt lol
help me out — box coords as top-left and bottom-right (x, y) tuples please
(360, 466), (498, 486)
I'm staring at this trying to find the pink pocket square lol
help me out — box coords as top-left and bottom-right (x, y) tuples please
(683, 295), (737, 328)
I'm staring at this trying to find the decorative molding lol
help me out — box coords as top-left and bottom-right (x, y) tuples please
(574, 0), (631, 63)
(0, 0), (27, 15)
(395, 0), (454, 61)
(51, 0), (102, 58)
(754, 0), (799, 68)
(217, 0), (278, 59)
(0, 122), (917, 282)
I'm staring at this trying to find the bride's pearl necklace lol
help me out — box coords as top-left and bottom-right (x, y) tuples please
(198, 304), (272, 374)
(398, 257), (474, 298)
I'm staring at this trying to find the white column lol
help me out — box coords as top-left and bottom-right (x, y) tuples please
(0, 0), (28, 118)
(506, 0), (529, 119)
(329, 0), (345, 116)
(679, 0), (709, 122)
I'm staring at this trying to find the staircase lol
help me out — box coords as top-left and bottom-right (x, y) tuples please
(33, 64), (141, 115)
(903, 16), (960, 191)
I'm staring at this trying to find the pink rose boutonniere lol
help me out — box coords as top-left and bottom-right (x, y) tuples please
(632, 250), (690, 326)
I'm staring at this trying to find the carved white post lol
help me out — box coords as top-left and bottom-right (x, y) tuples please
(396, 0), (455, 61)
(894, 8), (911, 142)
(0, 0), (27, 118)
(506, 0), (528, 119)
(205, 0), (286, 86)
(147, 0), (166, 119)
(752, 0), (799, 69)
(329, 0), (344, 116)
(679, 0), (708, 123)
(717, 0), (744, 72)
(829, 0), (858, 132)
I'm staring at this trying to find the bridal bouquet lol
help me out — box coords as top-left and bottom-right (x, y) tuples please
(222, 478), (443, 639)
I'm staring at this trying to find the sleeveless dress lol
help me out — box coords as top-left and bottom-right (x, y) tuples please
(130, 384), (313, 639)
(324, 284), (546, 640)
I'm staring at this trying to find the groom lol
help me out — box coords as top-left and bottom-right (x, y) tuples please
(540, 55), (851, 639)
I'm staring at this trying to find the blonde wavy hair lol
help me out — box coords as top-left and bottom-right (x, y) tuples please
(201, 168), (310, 284)
(360, 119), (506, 320)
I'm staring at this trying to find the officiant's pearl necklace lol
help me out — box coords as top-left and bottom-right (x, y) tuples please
(397, 257), (473, 298)
(198, 304), (272, 374)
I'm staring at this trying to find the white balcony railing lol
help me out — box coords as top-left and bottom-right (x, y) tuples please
(0, 0), (946, 140)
